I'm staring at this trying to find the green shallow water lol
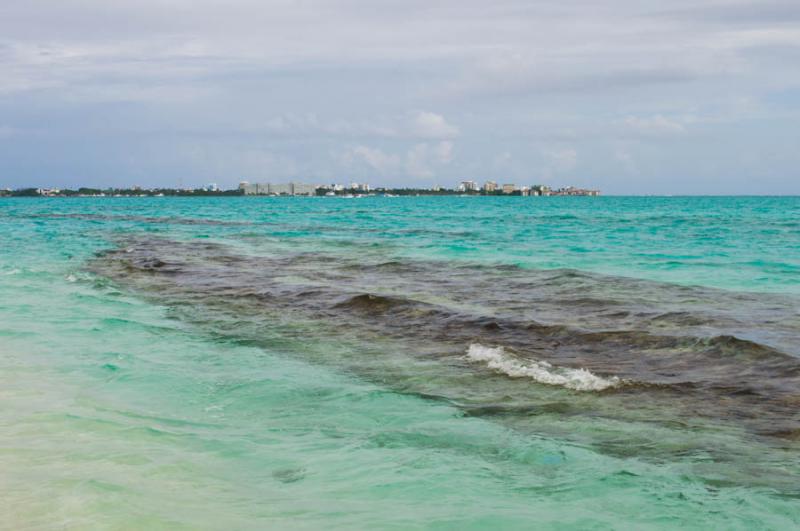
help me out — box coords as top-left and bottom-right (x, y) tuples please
(1, 196), (799, 529)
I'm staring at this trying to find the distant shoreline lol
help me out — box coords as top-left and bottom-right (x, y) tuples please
(0, 194), (605, 198)
(4, 194), (800, 199)
(1, 184), (600, 198)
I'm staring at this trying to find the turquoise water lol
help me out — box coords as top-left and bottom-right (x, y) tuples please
(1, 196), (799, 529)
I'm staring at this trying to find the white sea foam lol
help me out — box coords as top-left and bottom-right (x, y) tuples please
(465, 343), (620, 392)
(65, 272), (93, 283)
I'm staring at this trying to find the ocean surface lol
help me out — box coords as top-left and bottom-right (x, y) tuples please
(1, 196), (799, 529)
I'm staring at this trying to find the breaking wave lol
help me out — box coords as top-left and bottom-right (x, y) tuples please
(465, 343), (621, 392)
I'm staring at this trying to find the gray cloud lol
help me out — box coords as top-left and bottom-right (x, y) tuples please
(658, 1), (800, 25)
(0, 1), (798, 193)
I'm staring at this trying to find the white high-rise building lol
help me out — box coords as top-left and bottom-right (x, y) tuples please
(239, 182), (317, 196)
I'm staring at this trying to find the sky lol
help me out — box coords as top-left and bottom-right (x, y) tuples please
(1, 0), (799, 194)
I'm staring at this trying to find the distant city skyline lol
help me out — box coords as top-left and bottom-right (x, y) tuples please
(1, 1), (799, 194)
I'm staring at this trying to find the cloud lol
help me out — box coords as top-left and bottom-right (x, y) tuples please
(624, 115), (686, 136)
(543, 147), (578, 172)
(406, 144), (434, 178)
(344, 140), (455, 179)
(336, 111), (459, 140)
(659, 1), (800, 25)
(345, 145), (401, 173)
(493, 151), (512, 167)
(408, 111), (459, 139)
(614, 147), (638, 174)
(433, 140), (454, 163)
(407, 141), (455, 178)
(0, 1), (799, 193)
(207, 110), (460, 142)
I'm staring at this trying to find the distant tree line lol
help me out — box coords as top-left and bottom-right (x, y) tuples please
(314, 187), (528, 196)
(0, 187), (244, 197)
(1, 186), (560, 198)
